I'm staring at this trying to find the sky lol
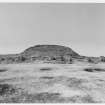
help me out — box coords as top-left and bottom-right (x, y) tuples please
(0, 3), (105, 57)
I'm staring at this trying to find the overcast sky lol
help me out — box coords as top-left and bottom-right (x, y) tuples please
(0, 3), (105, 56)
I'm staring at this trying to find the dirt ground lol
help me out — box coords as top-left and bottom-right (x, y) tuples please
(0, 62), (105, 103)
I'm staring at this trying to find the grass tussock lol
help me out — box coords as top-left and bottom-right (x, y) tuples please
(0, 84), (16, 96)
(81, 95), (96, 103)
(0, 92), (63, 103)
(84, 68), (105, 72)
(66, 77), (87, 88)
(0, 69), (7, 72)
(68, 95), (96, 103)
(40, 67), (52, 71)
(40, 76), (54, 79)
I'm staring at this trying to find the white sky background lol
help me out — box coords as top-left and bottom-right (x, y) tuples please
(0, 3), (105, 57)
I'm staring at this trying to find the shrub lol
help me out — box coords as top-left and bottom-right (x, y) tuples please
(40, 67), (52, 71)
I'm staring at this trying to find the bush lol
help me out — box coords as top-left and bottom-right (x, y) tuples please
(40, 68), (52, 71)
(100, 56), (105, 62)
(87, 58), (94, 63)
(84, 68), (105, 72)
(0, 84), (16, 95)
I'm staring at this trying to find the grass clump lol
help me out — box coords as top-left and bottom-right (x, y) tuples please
(0, 84), (16, 96)
(84, 68), (105, 72)
(0, 69), (7, 72)
(40, 76), (54, 79)
(40, 67), (52, 71)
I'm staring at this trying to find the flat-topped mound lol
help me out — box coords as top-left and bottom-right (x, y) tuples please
(21, 45), (79, 57)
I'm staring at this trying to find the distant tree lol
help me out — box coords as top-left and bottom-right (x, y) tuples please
(100, 56), (105, 62)
(51, 57), (56, 60)
(7, 57), (14, 62)
(20, 56), (26, 62)
(0, 58), (5, 63)
(61, 56), (65, 62)
(87, 58), (94, 63)
(1, 58), (5, 61)
(16, 56), (26, 62)
(69, 58), (73, 64)
(61, 55), (73, 64)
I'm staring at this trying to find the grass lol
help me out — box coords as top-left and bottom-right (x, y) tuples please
(66, 77), (87, 89)
(0, 92), (62, 103)
(0, 63), (104, 103)
(81, 95), (96, 103)
(67, 95), (96, 103)
(0, 90), (97, 103)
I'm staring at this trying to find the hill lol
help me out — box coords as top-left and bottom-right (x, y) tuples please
(20, 45), (80, 63)
(0, 44), (104, 64)
(0, 45), (80, 64)
(21, 45), (79, 57)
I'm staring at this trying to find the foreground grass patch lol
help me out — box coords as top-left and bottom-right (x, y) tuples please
(66, 77), (87, 88)
(0, 92), (63, 103)
(0, 84), (16, 96)
(68, 95), (96, 103)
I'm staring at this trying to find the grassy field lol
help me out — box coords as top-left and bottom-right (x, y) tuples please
(0, 62), (105, 103)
